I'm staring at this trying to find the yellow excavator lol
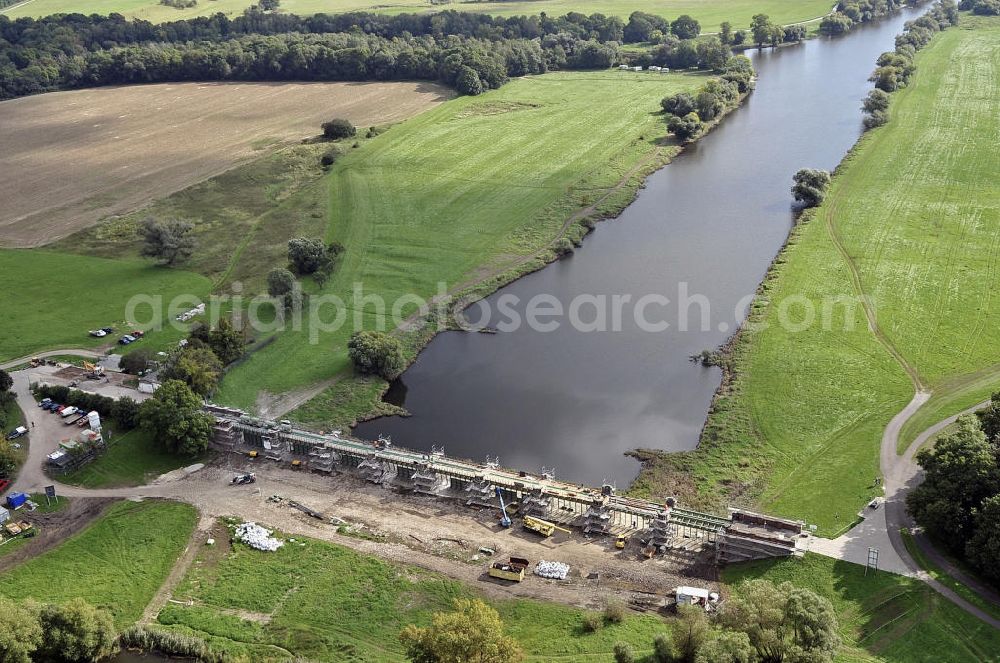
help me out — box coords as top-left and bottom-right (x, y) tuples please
(522, 516), (571, 538)
(83, 361), (105, 379)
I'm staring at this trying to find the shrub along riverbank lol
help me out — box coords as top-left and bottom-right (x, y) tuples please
(630, 6), (1000, 535)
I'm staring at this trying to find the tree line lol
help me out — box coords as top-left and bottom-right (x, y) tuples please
(400, 578), (842, 663)
(908, 397), (1000, 586)
(861, 0), (959, 128)
(0, 8), (727, 99)
(660, 55), (754, 140)
(820, 0), (907, 36)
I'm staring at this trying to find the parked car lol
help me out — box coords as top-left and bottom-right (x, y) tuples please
(55, 405), (67, 413)
(0, 480), (9, 494)
(101, 326), (115, 333)
(44, 402), (61, 411)
(130, 330), (144, 338)
(38, 398), (52, 408)
(88, 329), (107, 337)
(5, 426), (27, 440)
(119, 335), (135, 345)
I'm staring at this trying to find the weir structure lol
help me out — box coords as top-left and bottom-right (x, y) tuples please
(207, 405), (811, 563)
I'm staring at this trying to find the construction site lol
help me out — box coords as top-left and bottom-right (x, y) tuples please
(207, 404), (813, 580)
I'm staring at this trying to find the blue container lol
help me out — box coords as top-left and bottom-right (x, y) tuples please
(6, 492), (27, 509)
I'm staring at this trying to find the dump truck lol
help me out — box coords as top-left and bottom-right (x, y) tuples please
(487, 557), (529, 582)
(523, 516), (570, 538)
(615, 534), (628, 549)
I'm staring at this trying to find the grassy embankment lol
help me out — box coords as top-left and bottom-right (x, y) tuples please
(60, 427), (203, 488)
(0, 249), (211, 363)
(631, 15), (1000, 535)
(156, 521), (669, 661)
(2, 0), (834, 31)
(900, 529), (1000, 623)
(205, 70), (711, 421)
(725, 554), (1000, 663)
(0, 500), (197, 626)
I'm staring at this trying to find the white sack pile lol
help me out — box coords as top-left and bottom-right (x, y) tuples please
(234, 522), (284, 552)
(534, 560), (570, 580)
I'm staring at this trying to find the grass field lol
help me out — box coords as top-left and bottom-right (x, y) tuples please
(0, 249), (211, 363)
(158, 520), (669, 661)
(0, 500), (197, 625)
(633, 15), (1000, 535)
(61, 427), (204, 488)
(724, 554), (1000, 662)
(1, 0), (834, 31)
(207, 70), (709, 410)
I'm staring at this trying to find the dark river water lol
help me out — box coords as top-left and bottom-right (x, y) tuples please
(355, 6), (925, 486)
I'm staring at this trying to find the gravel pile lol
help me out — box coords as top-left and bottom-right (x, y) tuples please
(535, 560), (570, 580)
(234, 522), (284, 552)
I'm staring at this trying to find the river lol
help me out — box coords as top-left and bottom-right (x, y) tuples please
(354, 6), (926, 486)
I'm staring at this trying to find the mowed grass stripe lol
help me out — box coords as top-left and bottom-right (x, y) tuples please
(217, 71), (705, 406)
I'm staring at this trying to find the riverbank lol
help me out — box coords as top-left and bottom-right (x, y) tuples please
(632, 11), (1000, 535)
(277, 70), (753, 432)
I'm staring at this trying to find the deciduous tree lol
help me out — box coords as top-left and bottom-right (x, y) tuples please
(695, 631), (754, 663)
(0, 597), (42, 663)
(672, 604), (709, 663)
(348, 331), (405, 380)
(139, 218), (195, 266)
(723, 579), (840, 663)
(791, 168), (831, 207)
(400, 598), (523, 663)
(671, 14), (701, 40)
(36, 598), (117, 663)
(139, 379), (214, 456)
(161, 346), (223, 396)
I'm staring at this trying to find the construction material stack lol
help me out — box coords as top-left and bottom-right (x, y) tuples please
(582, 499), (612, 536)
(519, 488), (551, 519)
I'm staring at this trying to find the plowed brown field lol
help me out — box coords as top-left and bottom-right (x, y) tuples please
(0, 80), (451, 247)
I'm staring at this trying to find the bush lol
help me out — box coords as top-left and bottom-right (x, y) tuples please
(582, 612), (603, 632)
(348, 331), (406, 380)
(863, 109), (888, 129)
(455, 65), (485, 95)
(653, 632), (673, 662)
(553, 237), (574, 257)
(320, 147), (339, 167)
(666, 112), (703, 141)
(322, 118), (356, 140)
(791, 168), (831, 208)
(974, 0), (1000, 14)
(613, 642), (635, 663)
(37, 598), (118, 663)
(119, 625), (224, 663)
(120, 348), (152, 375)
(603, 600), (626, 624)
(661, 92), (696, 116)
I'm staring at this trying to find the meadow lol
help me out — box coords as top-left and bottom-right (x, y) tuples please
(632, 15), (1000, 535)
(2, 0), (835, 32)
(724, 554), (1000, 662)
(0, 500), (197, 625)
(211, 70), (709, 410)
(157, 520), (670, 661)
(0, 249), (211, 362)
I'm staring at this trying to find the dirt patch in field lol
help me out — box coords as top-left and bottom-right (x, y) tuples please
(0, 497), (116, 572)
(0, 81), (452, 247)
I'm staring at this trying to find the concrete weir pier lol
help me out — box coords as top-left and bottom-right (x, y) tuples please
(207, 405), (812, 564)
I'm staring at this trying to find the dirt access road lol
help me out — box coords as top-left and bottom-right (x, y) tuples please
(0, 80), (451, 247)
